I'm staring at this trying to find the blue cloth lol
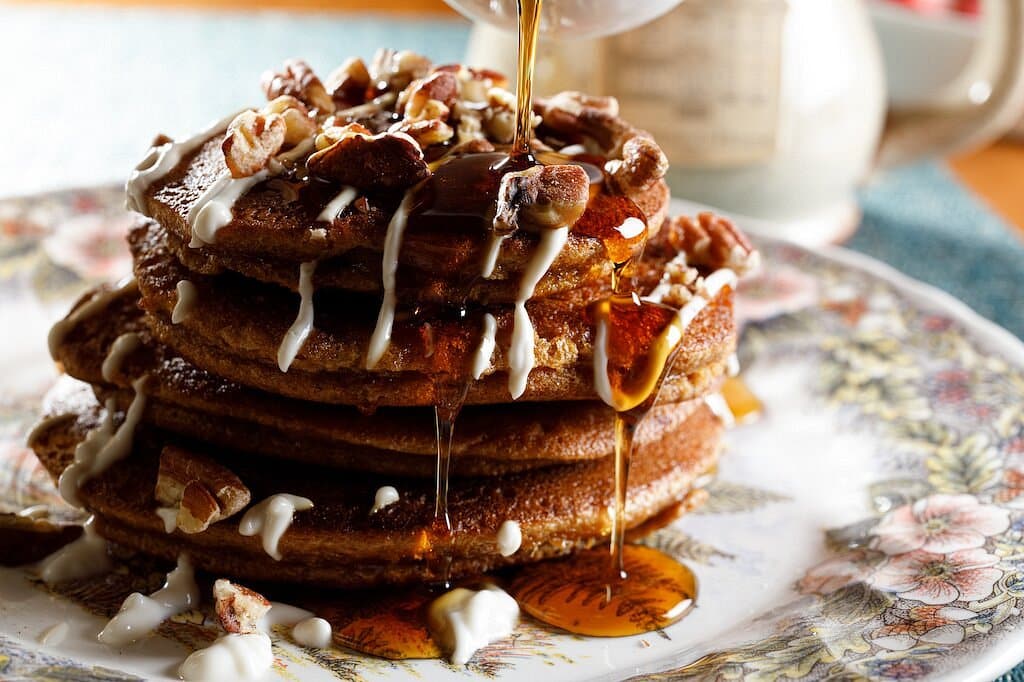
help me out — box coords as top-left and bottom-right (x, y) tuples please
(853, 162), (1024, 340)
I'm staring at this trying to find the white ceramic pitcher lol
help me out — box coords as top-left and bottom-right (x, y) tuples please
(456, 0), (1024, 244)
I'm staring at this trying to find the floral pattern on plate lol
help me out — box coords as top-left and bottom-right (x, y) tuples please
(1, 188), (1023, 681)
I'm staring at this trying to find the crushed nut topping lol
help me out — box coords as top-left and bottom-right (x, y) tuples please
(669, 213), (760, 275)
(494, 164), (590, 233)
(155, 446), (250, 534)
(222, 110), (287, 178)
(307, 130), (429, 190)
(605, 136), (668, 198)
(261, 58), (335, 115)
(213, 579), (271, 634)
(263, 96), (318, 148)
(326, 56), (371, 109)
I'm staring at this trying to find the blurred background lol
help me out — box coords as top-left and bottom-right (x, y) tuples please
(0, 0), (1021, 331)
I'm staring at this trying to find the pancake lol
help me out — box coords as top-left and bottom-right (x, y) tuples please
(29, 380), (722, 588)
(130, 219), (736, 406)
(51, 294), (708, 475)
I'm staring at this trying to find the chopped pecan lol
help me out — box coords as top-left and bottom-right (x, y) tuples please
(261, 58), (335, 114)
(155, 446), (250, 534)
(389, 118), (454, 147)
(537, 91), (635, 156)
(326, 57), (371, 109)
(263, 96), (318, 147)
(494, 164), (589, 233)
(433, 63), (509, 101)
(213, 579), (271, 634)
(369, 48), (431, 93)
(222, 110), (286, 178)
(315, 122), (371, 151)
(401, 71), (459, 120)
(605, 135), (668, 197)
(307, 131), (429, 190)
(669, 213), (760, 275)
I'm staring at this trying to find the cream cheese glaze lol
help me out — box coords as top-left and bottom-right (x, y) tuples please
(428, 585), (519, 665)
(125, 111), (240, 214)
(98, 554), (199, 647)
(496, 519), (522, 557)
(277, 261), (317, 372)
(508, 227), (569, 399)
(47, 277), (138, 357)
(317, 186), (357, 223)
(172, 280), (198, 324)
(100, 332), (141, 382)
(39, 516), (112, 585)
(239, 494), (314, 561)
(292, 617), (333, 648)
(370, 485), (399, 514)
(367, 191), (414, 369)
(471, 313), (498, 380)
(178, 632), (273, 682)
(59, 377), (148, 508)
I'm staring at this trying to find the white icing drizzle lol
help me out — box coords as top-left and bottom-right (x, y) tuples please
(98, 554), (199, 647)
(480, 234), (509, 279)
(172, 280), (198, 324)
(179, 632), (272, 682)
(428, 586), (519, 665)
(704, 393), (736, 427)
(508, 227), (568, 399)
(596, 267), (739, 411)
(317, 186), (357, 223)
(17, 504), (48, 519)
(292, 617), (333, 648)
(47, 278), (138, 357)
(39, 516), (112, 585)
(38, 622), (69, 646)
(558, 143), (587, 156)
(156, 507), (178, 533)
(189, 171), (269, 247)
(277, 261), (317, 372)
(471, 313), (498, 380)
(370, 486), (399, 514)
(59, 377), (148, 508)
(125, 111), (239, 214)
(726, 352), (740, 377)
(496, 520), (522, 557)
(258, 602), (314, 632)
(367, 191), (414, 369)
(239, 494), (313, 561)
(615, 217), (646, 239)
(101, 332), (141, 382)
(187, 137), (317, 249)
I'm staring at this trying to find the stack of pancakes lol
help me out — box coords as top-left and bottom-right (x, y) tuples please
(29, 52), (751, 588)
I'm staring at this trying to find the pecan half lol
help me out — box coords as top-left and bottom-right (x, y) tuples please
(155, 446), (250, 534)
(214, 579), (271, 634)
(605, 135), (668, 197)
(263, 96), (317, 147)
(261, 58), (335, 115)
(494, 164), (589, 233)
(307, 131), (429, 190)
(401, 71), (459, 120)
(222, 110), (287, 178)
(537, 91), (635, 156)
(669, 213), (760, 275)
(326, 57), (371, 109)
(389, 118), (454, 148)
(369, 48), (431, 94)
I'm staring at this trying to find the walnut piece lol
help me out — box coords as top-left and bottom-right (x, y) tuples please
(369, 48), (431, 94)
(389, 118), (454, 148)
(669, 212), (760, 275)
(261, 58), (335, 115)
(213, 579), (271, 634)
(307, 131), (429, 190)
(605, 135), (668, 197)
(222, 110), (286, 178)
(538, 91), (636, 156)
(263, 96), (317, 147)
(315, 122), (372, 151)
(155, 446), (250, 534)
(494, 164), (589, 233)
(401, 71), (459, 121)
(326, 57), (371, 109)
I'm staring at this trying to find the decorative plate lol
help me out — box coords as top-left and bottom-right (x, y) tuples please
(2, 190), (1024, 682)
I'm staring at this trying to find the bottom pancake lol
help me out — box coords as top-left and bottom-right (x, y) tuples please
(29, 380), (723, 589)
